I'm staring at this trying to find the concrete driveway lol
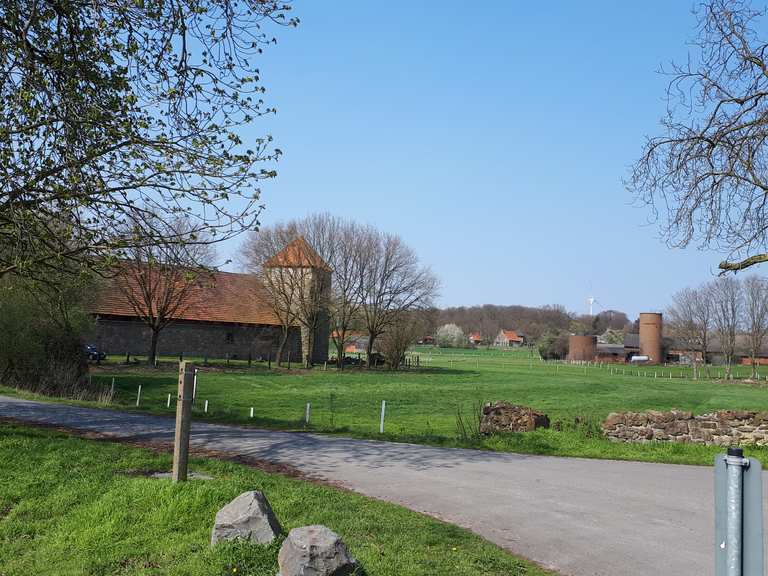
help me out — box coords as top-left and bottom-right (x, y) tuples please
(0, 395), (754, 576)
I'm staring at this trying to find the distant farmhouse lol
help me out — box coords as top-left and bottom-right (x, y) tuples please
(468, 332), (483, 345)
(568, 313), (663, 364)
(566, 311), (768, 366)
(332, 331), (369, 354)
(91, 238), (330, 364)
(493, 329), (524, 348)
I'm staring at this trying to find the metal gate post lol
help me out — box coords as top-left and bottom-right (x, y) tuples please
(725, 448), (750, 576)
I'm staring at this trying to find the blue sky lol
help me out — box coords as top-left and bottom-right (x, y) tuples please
(221, 1), (730, 319)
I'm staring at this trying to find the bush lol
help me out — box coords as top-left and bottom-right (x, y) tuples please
(537, 330), (569, 360)
(436, 323), (466, 348)
(0, 275), (96, 397)
(379, 311), (431, 370)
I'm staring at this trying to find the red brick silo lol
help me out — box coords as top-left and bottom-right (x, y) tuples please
(639, 312), (663, 364)
(568, 335), (597, 361)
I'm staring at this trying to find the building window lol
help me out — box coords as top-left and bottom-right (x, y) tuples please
(225, 332), (235, 344)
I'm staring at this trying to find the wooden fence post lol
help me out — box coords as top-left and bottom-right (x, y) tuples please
(172, 362), (195, 483)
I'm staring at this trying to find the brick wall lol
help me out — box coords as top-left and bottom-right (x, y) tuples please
(93, 317), (305, 361)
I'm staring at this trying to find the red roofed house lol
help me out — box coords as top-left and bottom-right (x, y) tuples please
(493, 329), (525, 348)
(468, 332), (483, 345)
(91, 237), (331, 364)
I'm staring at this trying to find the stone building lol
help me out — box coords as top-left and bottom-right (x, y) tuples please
(90, 238), (331, 364)
(263, 237), (332, 367)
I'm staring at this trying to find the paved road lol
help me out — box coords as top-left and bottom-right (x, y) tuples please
(0, 395), (758, 576)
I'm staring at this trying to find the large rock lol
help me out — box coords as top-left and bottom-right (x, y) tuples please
(479, 402), (550, 434)
(211, 491), (283, 546)
(277, 525), (358, 576)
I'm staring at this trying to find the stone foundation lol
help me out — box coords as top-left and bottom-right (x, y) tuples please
(603, 409), (768, 446)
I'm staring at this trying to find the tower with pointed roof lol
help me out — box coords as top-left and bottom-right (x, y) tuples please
(264, 237), (331, 366)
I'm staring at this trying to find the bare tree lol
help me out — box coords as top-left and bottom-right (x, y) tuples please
(667, 287), (702, 378)
(117, 218), (215, 365)
(378, 310), (431, 370)
(286, 215), (371, 370)
(360, 231), (439, 368)
(743, 275), (768, 378)
(319, 221), (368, 370)
(241, 227), (301, 367)
(691, 283), (714, 375)
(244, 213), (365, 368)
(242, 216), (439, 369)
(710, 276), (743, 377)
(628, 1), (768, 273)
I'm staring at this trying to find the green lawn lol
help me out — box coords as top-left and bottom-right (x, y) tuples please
(0, 423), (551, 576)
(4, 347), (768, 465)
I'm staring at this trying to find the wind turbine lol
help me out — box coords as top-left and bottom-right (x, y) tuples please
(587, 296), (600, 316)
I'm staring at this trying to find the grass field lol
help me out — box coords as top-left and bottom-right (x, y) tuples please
(4, 347), (768, 465)
(0, 423), (551, 576)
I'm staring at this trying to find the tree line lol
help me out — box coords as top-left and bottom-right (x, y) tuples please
(436, 305), (630, 345)
(667, 276), (768, 379)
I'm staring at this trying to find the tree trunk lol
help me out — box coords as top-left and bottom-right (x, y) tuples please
(148, 329), (160, 366)
(691, 351), (698, 380)
(752, 355), (758, 379)
(366, 333), (377, 369)
(275, 327), (289, 367)
(702, 335), (710, 377)
(335, 337), (345, 371)
(303, 326), (314, 369)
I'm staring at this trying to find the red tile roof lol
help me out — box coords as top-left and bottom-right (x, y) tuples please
(500, 330), (523, 342)
(91, 269), (283, 326)
(264, 237), (332, 271)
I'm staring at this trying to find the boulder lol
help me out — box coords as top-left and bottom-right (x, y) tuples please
(479, 402), (550, 434)
(277, 525), (357, 576)
(211, 491), (283, 546)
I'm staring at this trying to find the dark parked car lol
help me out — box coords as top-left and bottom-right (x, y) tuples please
(368, 352), (386, 366)
(85, 345), (106, 362)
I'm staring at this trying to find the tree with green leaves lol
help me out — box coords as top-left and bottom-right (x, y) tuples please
(1, 1), (296, 282)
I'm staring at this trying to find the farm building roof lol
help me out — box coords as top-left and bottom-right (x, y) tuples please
(264, 237), (332, 271)
(501, 329), (524, 342)
(624, 333), (640, 349)
(597, 343), (625, 355)
(91, 268), (282, 326)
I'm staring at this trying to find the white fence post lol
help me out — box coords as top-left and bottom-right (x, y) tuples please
(380, 400), (387, 434)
